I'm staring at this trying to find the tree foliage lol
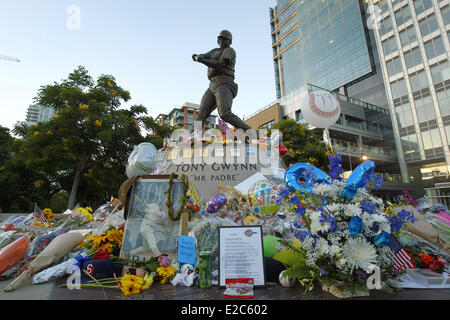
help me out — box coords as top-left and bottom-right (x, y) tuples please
(272, 119), (331, 172)
(0, 126), (40, 212)
(11, 66), (173, 210)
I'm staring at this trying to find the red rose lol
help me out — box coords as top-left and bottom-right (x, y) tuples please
(4, 224), (15, 231)
(428, 260), (445, 272)
(278, 143), (288, 157)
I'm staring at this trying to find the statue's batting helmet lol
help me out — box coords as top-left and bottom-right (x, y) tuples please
(218, 30), (232, 42)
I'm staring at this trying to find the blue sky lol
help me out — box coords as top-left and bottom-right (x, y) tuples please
(0, 0), (278, 131)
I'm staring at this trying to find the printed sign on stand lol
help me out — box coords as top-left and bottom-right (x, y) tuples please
(218, 226), (265, 287)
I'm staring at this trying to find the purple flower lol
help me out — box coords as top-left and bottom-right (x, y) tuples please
(389, 209), (417, 232)
(319, 268), (328, 276)
(158, 255), (172, 267)
(295, 205), (306, 217)
(280, 189), (290, 199)
(361, 200), (376, 214)
(328, 153), (344, 181)
(372, 174), (383, 190)
(290, 196), (301, 206)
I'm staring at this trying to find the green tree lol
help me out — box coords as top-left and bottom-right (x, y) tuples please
(272, 119), (331, 172)
(0, 126), (41, 212)
(14, 66), (171, 209)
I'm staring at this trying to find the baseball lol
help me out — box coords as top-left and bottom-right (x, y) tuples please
(279, 270), (296, 288)
(300, 90), (341, 128)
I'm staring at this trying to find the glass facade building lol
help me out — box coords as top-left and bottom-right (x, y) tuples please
(268, 0), (450, 205)
(270, 0), (374, 98)
(368, 0), (450, 205)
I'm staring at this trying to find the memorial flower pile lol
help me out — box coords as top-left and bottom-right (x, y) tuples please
(416, 252), (447, 273)
(278, 155), (417, 295)
(395, 190), (419, 207)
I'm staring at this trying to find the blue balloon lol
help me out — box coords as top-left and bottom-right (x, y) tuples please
(284, 163), (331, 193)
(341, 160), (375, 200)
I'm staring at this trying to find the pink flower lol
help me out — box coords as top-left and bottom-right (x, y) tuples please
(158, 255), (171, 267)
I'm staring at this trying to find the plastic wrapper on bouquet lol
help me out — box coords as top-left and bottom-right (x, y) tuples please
(189, 216), (239, 271)
(4, 232), (83, 292)
(0, 236), (30, 276)
(31, 251), (88, 284)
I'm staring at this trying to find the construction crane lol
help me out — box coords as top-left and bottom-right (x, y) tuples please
(0, 55), (20, 63)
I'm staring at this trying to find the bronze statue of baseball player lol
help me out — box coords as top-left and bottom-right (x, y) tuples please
(192, 30), (251, 134)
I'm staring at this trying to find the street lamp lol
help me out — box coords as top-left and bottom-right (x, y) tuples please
(360, 153), (369, 161)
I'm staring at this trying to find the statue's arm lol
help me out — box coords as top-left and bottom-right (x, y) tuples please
(196, 56), (226, 68)
(192, 49), (230, 68)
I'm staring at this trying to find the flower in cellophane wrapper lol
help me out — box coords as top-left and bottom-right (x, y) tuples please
(415, 252), (447, 273)
(74, 207), (94, 223)
(276, 154), (416, 297)
(153, 255), (176, 284)
(156, 266), (176, 284)
(81, 226), (123, 256)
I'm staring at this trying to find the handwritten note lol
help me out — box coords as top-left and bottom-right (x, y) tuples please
(177, 235), (197, 266)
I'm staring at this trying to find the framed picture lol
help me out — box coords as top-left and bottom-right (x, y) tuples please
(120, 175), (185, 260)
(218, 226), (266, 287)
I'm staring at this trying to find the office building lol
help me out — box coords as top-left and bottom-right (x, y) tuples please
(367, 0), (450, 205)
(157, 102), (217, 131)
(270, 0), (377, 98)
(25, 105), (55, 126)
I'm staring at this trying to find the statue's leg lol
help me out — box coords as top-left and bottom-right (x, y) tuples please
(216, 85), (251, 131)
(198, 89), (217, 131)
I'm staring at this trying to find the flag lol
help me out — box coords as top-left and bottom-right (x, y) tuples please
(34, 205), (47, 223)
(388, 235), (415, 272)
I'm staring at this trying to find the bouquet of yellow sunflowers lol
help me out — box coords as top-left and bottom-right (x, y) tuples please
(31, 208), (57, 228)
(81, 226), (124, 256)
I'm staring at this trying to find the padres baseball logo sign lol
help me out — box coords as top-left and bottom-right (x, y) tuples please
(300, 91), (341, 128)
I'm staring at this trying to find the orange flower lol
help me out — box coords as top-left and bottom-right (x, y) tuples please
(419, 253), (434, 265)
(95, 120), (102, 127)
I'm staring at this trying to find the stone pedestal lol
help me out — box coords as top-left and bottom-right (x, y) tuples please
(154, 141), (285, 203)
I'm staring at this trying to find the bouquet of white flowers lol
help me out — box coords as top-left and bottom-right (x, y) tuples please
(277, 154), (417, 297)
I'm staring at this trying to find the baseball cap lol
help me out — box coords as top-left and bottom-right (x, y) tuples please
(80, 260), (123, 284)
